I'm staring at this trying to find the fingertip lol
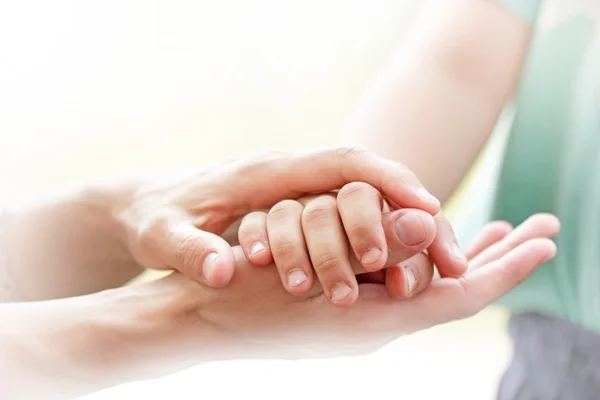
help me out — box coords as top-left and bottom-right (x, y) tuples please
(532, 238), (558, 263)
(535, 213), (561, 236)
(248, 241), (273, 266)
(201, 247), (236, 288)
(415, 188), (442, 215)
(359, 248), (387, 272)
(329, 283), (358, 308)
(284, 269), (313, 295)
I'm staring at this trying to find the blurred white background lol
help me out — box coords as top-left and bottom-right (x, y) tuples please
(0, 1), (512, 398)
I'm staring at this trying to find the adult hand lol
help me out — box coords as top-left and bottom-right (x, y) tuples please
(4, 214), (556, 400)
(169, 213), (559, 358)
(116, 147), (450, 288)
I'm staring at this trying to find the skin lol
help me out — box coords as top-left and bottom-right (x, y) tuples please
(343, 0), (532, 203)
(3, 146), (461, 302)
(0, 146), (482, 398)
(238, 0), (534, 303)
(238, 183), (447, 306)
(0, 2), (563, 397)
(1, 213), (559, 399)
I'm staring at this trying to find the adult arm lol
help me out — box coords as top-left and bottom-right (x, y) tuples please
(1, 147), (442, 301)
(0, 213), (559, 400)
(1, 184), (142, 301)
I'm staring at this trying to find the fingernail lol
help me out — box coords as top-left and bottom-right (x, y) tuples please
(331, 283), (352, 303)
(417, 188), (441, 208)
(288, 270), (308, 287)
(451, 243), (467, 262)
(250, 241), (266, 255)
(395, 213), (427, 246)
(202, 253), (218, 281)
(361, 248), (382, 266)
(404, 266), (417, 296)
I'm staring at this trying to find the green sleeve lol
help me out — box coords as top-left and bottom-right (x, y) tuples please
(495, 0), (545, 25)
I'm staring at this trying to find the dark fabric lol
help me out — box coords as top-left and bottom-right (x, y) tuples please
(498, 312), (600, 400)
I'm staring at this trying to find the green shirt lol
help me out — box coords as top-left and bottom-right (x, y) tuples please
(454, 2), (600, 331)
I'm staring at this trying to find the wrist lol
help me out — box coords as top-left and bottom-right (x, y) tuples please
(78, 177), (144, 246)
(2, 276), (221, 399)
(6, 181), (145, 300)
(72, 276), (220, 387)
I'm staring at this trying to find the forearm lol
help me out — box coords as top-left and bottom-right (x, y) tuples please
(3, 181), (143, 301)
(343, 0), (532, 203)
(0, 277), (217, 400)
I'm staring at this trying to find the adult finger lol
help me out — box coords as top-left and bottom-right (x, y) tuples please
(349, 238), (556, 336)
(137, 213), (236, 287)
(238, 211), (272, 266)
(267, 200), (315, 295)
(230, 146), (441, 217)
(463, 221), (513, 260)
(337, 182), (387, 272)
(426, 212), (468, 278)
(469, 213), (560, 269)
(385, 252), (434, 299)
(421, 238), (557, 326)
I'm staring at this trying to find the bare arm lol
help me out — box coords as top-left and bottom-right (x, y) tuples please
(2, 183), (143, 301)
(343, 0), (534, 203)
(1, 214), (559, 399)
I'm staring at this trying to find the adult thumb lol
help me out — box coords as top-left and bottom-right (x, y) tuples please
(155, 220), (236, 287)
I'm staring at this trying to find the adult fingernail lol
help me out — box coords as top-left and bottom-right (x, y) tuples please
(202, 253), (218, 281)
(404, 266), (417, 296)
(361, 248), (382, 266)
(331, 283), (352, 303)
(250, 241), (266, 255)
(395, 213), (427, 246)
(288, 270), (308, 287)
(451, 243), (467, 262)
(417, 188), (441, 208)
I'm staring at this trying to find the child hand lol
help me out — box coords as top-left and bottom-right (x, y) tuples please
(236, 182), (463, 306)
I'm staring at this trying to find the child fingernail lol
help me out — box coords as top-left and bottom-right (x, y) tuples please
(417, 188), (440, 207)
(331, 283), (352, 303)
(451, 243), (467, 262)
(288, 270), (308, 287)
(361, 248), (382, 266)
(250, 241), (266, 255)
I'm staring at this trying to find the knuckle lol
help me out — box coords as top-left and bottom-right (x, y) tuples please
(176, 235), (209, 272)
(337, 182), (375, 202)
(136, 213), (169, 252)
(314, 253), (344, 275)
(333, 145), (370, 160)
(272, 240), (298, 260)
(347, 222), (378, 251)
(239, 212), (266, 232)
(268, 200), (302, 222)
(302, 197), (337, 227)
